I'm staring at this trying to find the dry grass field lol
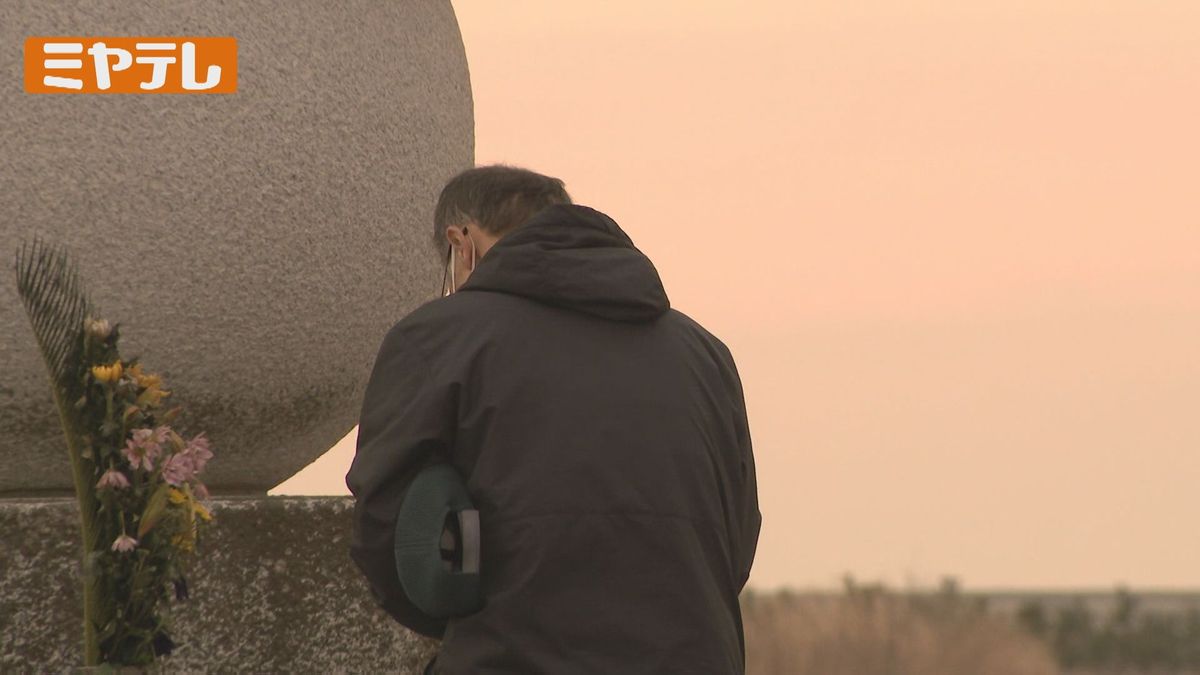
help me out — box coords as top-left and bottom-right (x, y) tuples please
(740, 584), (1200, 675)
(740, 586), (1060, 675)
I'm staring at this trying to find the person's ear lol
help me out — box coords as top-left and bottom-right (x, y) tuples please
(462, 227), (477, 266)
(444, 224), (469, 261)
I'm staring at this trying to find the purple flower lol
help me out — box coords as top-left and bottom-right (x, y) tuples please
(172, 576), (189, 601)
(111, 534), (138, 553)
(96, 468), (130, 490)
(151, 630), (176, 657)
(160, 452), (196, 487)
(122, 427), (163, 471)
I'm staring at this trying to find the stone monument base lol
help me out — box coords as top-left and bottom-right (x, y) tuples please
(0, 496), (438, 673)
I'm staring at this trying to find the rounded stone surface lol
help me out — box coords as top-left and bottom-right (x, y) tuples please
(0, 0), (473, 494)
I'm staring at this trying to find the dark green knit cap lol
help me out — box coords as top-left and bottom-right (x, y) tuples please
(394, 462), (483, 618)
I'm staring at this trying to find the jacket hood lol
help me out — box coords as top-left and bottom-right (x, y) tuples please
(458, 203), (670, 322)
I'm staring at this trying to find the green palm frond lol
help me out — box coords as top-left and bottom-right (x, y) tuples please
(14, 234), (95, 404)
(13, 234), (105, 665)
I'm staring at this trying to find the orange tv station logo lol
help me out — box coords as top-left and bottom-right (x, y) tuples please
(24, 37), (237, 94)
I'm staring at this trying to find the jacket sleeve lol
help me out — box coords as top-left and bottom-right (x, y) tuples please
(346, 322), (453, 639)
(725, 348), (762, 594)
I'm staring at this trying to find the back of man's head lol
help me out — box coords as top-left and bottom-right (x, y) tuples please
(432, 164), (572, 252)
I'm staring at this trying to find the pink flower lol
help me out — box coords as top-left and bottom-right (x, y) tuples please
(122, 427), (163, 471)
(96, 468), (130, 490)
(193, 481), (210, 499)
(160, 452), (196, 486)
(111, 534), (138, 553)
(152, 425), (172, 445)
(184, 432), (213, 474)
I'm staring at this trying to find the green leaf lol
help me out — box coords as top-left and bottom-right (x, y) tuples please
(137, 483), (171, 538)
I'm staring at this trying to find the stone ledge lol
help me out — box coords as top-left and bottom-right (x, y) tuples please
(0, 496), (438, 673)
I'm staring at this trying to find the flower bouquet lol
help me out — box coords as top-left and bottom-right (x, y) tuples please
(14, 236), (216, 669)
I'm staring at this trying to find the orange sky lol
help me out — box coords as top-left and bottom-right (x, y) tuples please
(275, 1), (1200, 591)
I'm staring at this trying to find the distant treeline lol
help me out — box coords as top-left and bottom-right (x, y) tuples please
(844, 575), (1200, 671)
(1011, 587), (1200, 672)
(743, 577), (1200, 674)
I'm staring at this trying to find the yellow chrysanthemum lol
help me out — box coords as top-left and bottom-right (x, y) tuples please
(127, 363), (169, 406)
(167, 487), (187, 505)
(91, 362), (123, 384)
(127, 362), (162, 389)
(136, 386), (171, 408)
(171, 530), (196, 554)
(194, 502), (213, 522)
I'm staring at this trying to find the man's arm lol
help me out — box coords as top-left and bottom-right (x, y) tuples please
(346, 322), (453, 639)
(725, 348), (762, 594)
